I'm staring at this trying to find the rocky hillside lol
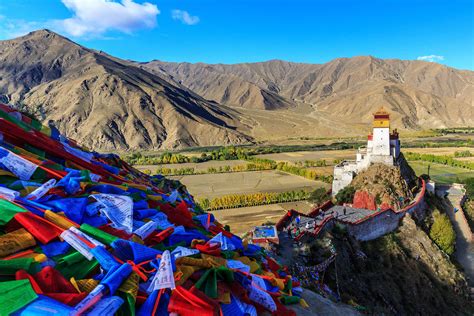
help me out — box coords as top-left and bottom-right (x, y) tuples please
(147, 57), (474, 129)
(0, 30), (251, 151)
(320, 215), (473, 315)
(350, 161), (416, 209)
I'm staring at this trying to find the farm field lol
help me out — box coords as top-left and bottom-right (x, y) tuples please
(210, 201), (314, 236)
(409, 161), (474, 184)
(306, 166), (334, 176)
(135, 160), (248, 173)
(456, 157), (474, 162)
(255, 150), (354, 164)
(402, 147), (473, 156)
(170, 170), (329, 200)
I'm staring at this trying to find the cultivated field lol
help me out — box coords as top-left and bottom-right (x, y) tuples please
(409, 161), (474, 184)
(456, 157), (474, 162)
(135, 160), (248, 173)
(210, 201), (314, 235)
(170, 170), (329, 200)
(306, 166), (334, 176)
(255, 149), (355, 164)
(402, 147), (473, 156)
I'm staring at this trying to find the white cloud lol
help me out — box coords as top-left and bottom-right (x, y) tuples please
(417, 55), (445, 62)
(172, 10), (199, 25)
(0, 0), (160, 39)
(57, 0), (160, 37)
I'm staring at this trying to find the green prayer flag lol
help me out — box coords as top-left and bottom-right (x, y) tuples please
(221, 250), (236, 259)
(280, 295), (300, 305)
(55, 251), (99, 279)
(195, 266), (234, 299)
(0, 199), (28, 225)
(117, 292), (136, 316)
(0, 279), (38, 315)
(0, 257), (34, 275)
(80, 224), (119, 245)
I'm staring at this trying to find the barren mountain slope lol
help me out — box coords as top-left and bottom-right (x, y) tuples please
(142, 61), (294, 110)
(147, 57), (474, 129)
(0, 30), (251, 151)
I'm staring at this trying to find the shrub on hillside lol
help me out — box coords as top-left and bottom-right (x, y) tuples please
(335, 186), (356, 204)
(429, 211), (456, 255)
(464, 177), (474, 199)
(308, 187), (328, 205)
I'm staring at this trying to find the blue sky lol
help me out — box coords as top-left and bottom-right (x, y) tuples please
(0, 0), (472, 70)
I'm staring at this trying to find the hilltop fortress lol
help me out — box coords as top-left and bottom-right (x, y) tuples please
(332, 108), (401, 196)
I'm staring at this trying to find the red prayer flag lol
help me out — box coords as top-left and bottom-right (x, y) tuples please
(14, 212), (63, 244)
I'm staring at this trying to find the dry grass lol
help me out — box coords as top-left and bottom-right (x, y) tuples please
(402, 147), (473, 156)
(170, 170), (329, 200)
(211, 201), (314, 235)
(135, 160), (248, 172)
(255, 150), (354, 164)
(456, 156), (474, 162)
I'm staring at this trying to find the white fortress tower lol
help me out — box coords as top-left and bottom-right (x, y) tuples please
(332, 108), (401, 196)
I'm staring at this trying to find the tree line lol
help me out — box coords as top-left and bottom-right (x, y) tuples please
(404, 152), (474, 170)
(454, 150), (472, 158)
(152, 162), (274, 176)
(123, 152), (190, 165)
(197, 189), (311, 211)
(275, 162), (333, 183)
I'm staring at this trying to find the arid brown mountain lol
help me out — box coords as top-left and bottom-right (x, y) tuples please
(0, 30), (472, 151)
(0, 30), (251, 151)
(146, 57), (474, 130)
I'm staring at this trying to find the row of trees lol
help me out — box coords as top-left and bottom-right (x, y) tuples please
(463, 178), (474, 232)
(123, 152), (190, 165)
(152, 167), (196, 176)
(293, 159), (327, 167)
(275, 162), (333, 183)
(153, 162), (275, 176)
(404, 152), (474, 170)
(435, 127), (474, 134)
(454, 150), (472, 158)
(198, 189), (311, 211)
(404, 139), (474, 148)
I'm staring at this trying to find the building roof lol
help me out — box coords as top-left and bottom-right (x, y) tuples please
(373, 107), (390, 119)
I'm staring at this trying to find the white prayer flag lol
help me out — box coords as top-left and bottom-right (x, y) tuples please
(171, 246), (199, 259)
(0, 147), (38, 180)
(26, 179), (56, 200)
(148, 250), (175, 292)
(134, 221), (158, 240)
(60, 230), (94, 261)
(248, 285), (276, 312)
(91, 194), (134, 234)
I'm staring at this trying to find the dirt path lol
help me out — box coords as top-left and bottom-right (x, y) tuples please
(438, 185), (474, 286)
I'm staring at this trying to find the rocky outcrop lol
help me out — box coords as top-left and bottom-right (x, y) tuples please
(350, 163), (414, 209)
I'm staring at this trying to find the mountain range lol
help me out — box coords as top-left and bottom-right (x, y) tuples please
(0, 30), (472, 151)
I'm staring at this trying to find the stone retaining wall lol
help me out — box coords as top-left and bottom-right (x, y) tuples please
(278, 179), (427, 242)
(341, 178), (427, 241)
